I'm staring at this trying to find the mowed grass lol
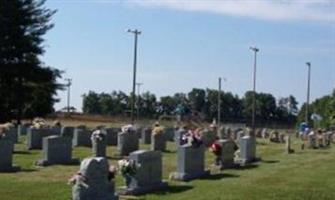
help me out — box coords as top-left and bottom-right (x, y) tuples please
(1, 135), (335, 200)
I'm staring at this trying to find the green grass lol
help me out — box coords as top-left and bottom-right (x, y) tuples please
(1, 136), (335, 200)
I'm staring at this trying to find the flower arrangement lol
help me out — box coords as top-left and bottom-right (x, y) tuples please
(181, 129), (203, 148)
(68, 171), (88, 188)
(91, 130), (105, 142)
(0, 122), (14, 138)
(209, 141), (222, 156)
(32, 117), (48, 129)
(118, 159), (140, 186)
(152, 122), (164, 136)
(121, 124), (135, 133)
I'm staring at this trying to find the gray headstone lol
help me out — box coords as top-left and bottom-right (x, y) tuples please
(0, 139), (19, 172)
(219, 127), (231, 139)
(325, 132), (332, 146)
(261, 128), (269, 139)
(170, 145), (209, 181)
(239, 136), (256, 164)
(117, 131), (139, 156)
(18, 124), (28, 136)
(27, 127), (54, 150)
(174, 129), (187, 147)
(61, 126), (75, 138)
(36, 135), (79, 166)
(119, 150), (168, 195)
(104, 128), (120, 146)
(285, 135), (294, 154)
(201, 130), (217, 147)
(236, 130), (245, 143)
(3, 127), (18, 144)
(219, 139), (236, 168)
(92, 131), (107, 157)
(73, 128), (92, 147)
(141, 128), (152, 144)
(163, 127), (175, 141)
(307, 133), (317, 149)
(255, 129), (262, 138)
(72, 157), (118, 200)
(151, 133), (166, 151)
(233, 128), (243, 140)
(51, 126), (62, 136)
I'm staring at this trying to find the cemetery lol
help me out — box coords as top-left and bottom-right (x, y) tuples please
(1, 1), (335, 200)
(0, 119), (335, 200)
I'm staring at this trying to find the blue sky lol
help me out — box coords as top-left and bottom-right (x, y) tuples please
(43, 0), (335, 111)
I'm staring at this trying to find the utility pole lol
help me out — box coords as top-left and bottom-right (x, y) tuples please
(65, 78), (72, 114)
(136, 82), (143, 122)
(218, 77), (222, 136)
(250, 46), (259, 136)
(127, 29), (141, 124)
(306, 62), (311, 125)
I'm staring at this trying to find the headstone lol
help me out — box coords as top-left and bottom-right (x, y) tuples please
(233, 128), (243, 140)
(174, 129), (187, 147)
(119, 150), (168, 195)
(151, 133), (166, 151)
(219, 127), (230, 139)
(134, 126), (142, 139)
(92, 131), (107, 157)
(285, 135), (294, 154)
(270, 131), (280, 143)
(219, 139), (236, 169)
(163, 127), (175, 141)
(18, 124), (28, 136)
(261, 128), (269, 139)
(73, 128), (92, 147)
(27, 127), (54, 150)
(117, 130), (139, 156)
(36, 135), (79, 166)
(141, 128), (152, 144)
(0, 139), (19, 172)
(170, 144), (209, 181)
(325, 131), (332, 146)
(279, 133), (285, 143)
(236, 130), (245, 143)
(51, 126), (62, 136)
(239, 135), (256, 164)
(307, 133), (317, 149)
(104, 128), (120, 146)
(61, 126), (75, 139)
(4, 127), (18, 144)
(72, 157), (118, 200)
(201, 130), (217, 147)
(255, 129), (262, 138)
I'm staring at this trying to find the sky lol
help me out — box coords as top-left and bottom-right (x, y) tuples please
(43, 0), (335, 112)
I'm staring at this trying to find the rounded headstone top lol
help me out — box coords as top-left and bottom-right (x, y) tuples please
(80, 157), (109, 179)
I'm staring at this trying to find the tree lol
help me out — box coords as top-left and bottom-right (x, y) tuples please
(276, 95), (298, 124)
(188, 88), (206, 114)
(0, 0), (62, 123)
(297, 89), (335, 128)
(159, 96), (177, 115)
(140, 91), (157, 118)
(242, 91), (278, 124)
(82, 91), (101, 114)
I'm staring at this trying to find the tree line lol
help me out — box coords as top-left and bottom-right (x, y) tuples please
(297, 90), (335, 128)
(82, 89), (300, 126)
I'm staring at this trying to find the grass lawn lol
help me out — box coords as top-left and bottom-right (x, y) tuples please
(1, 135), (335, 200)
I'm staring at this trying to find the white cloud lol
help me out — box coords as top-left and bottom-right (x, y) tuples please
(126, 0), (335, 22)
